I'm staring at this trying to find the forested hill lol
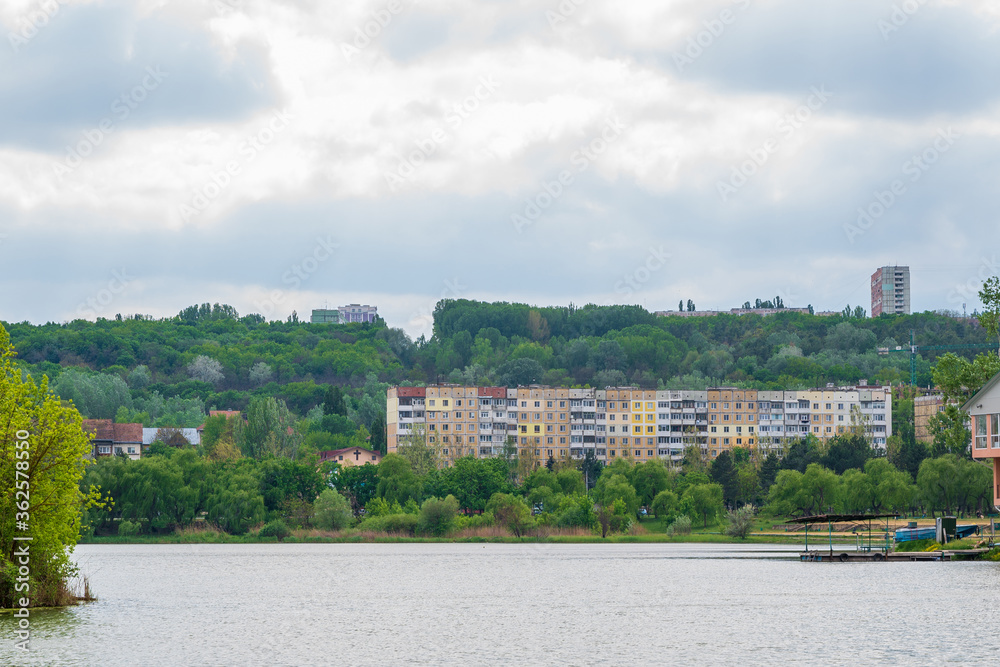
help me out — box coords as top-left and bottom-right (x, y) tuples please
(425, 300), (989, 389)
(1, 301), (990, 427)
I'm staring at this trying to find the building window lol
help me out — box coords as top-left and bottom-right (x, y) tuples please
(976, 415), (988, 449)
(992, 414), (1000, 448)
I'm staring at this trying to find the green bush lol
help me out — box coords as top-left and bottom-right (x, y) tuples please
(555, 493), (596, 529)
(666, 515), (692, 536)
(313, 489), (354, 531)
(417, 495), (459, 536)
(258, 519), (291, 541)
(364, 497), (402, 518)
(893, 538), (939, 553)
(724, 506), (756, 539)
(118, 520), (140, 537)
(454, 512), (495, 530)
(356, 513), (418, 535)
(486, 493), (534, 538)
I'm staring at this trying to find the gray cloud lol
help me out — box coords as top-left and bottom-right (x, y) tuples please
(0, 2), (275, 152)
(668, 1), (1000, 119)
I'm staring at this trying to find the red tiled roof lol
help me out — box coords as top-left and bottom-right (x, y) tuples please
(113, 423), (143, 443)
(82, 419), (114, 440)
(396, 387), (426, 397)
(82, 420), (143, 443)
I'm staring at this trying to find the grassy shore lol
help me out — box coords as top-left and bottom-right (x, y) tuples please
(79, 519), (836, 546)
(78, 516), (998, 547)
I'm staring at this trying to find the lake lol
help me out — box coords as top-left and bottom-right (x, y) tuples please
(3, 543), (999, 666)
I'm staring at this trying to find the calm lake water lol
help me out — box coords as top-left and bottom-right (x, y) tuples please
(3, 542), (1000, 666)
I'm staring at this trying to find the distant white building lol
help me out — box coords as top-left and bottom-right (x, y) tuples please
(311, 304), (378, 324)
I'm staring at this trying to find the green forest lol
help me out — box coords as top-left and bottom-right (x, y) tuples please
(3, 301), (992, 436)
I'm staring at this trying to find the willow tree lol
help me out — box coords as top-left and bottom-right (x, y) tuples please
(1, 323), (96, 608)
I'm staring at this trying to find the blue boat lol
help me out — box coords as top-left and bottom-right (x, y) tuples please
(894, 525), (980, 542)
(894, 526), (936, 542)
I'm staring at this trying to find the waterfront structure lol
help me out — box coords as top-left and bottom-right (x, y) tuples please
(871, 265), (910, 316)
(318, 447), (382, 467)
(387, 383), (892, 467)
(961, 373), (1000, 508)
(311, 304), (379, 324)
(82, 420), (143, 459)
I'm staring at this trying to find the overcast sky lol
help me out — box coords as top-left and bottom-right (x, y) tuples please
(1, 0), (998, 338)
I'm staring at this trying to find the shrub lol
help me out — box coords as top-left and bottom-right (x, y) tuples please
(356, 513), (418, 535)
(365, 497), (402, 518)
(666, 515), (692, 536)
(454, 512), (495, 531)
(555, 494), (596, 529)
(258, 519), (291, 541)
(724, 505), (756, 539)
(118, 520), (140, 537)
(313, 489), (354, 531)
(417, 495), (459, 536)
(486, 493), (534, 538)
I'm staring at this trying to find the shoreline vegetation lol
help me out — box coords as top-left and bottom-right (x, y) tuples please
(76, 518), (999, 550)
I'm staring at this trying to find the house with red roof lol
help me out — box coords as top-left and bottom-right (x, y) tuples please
(82, 420), (144, 460)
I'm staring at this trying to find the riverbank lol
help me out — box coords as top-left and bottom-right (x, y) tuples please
(78, 516), (999, 548)
(79, 529), (832, 546)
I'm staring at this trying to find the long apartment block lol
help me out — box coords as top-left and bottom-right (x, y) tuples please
(387, 384), (892, 466)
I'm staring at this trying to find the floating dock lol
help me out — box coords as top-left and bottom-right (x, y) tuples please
(800, 549), (988, 562)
